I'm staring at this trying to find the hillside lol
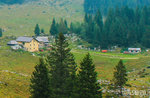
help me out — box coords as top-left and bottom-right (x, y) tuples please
(84, 0), (150, 14)
(0, 0), (84, 36)
(0, 45), (150, 97)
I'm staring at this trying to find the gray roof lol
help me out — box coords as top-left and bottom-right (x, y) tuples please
(36, 36), (49, 43)
(11, 45), (22, 50)
(16, 37), (33, 42)
(7, 40), (18, 45)
(128, 48), (141, 51)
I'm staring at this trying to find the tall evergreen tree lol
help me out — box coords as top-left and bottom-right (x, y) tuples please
(0, 28), (2, 37)
(47, 32), (77, 97)
(94, 10), (103, 31)
(69, 22), (74, 33)
(113, 60), (128, 96)
(142, 31), (150, 48)
(58, 18), (68, 34)
(41, 28), (44, 34)
(30, 58), (52, 98)
(34, 24), (40, 36)
(50, 18), (58, 35)
(78, 53), (102, 98)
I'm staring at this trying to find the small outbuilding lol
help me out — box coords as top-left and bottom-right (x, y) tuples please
(128, 48), (141, 53)
(7, 40), (18, 46)
(36, 36), (49, 48)
(7, 40), (21, 50)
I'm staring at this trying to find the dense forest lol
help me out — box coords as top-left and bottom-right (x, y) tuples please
(84, 0), (150, 14)
(50, 6), (150, 49)
(0, 0), (38, 4)
(0, 0), (25, 4)
(73, 6), (150, 49)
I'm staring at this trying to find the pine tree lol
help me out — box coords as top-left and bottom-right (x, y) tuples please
(47, 32), (77, 97)
(41, 28), (44, 34)
(84, 13), (89, 23)
(94, 10), (103, 31)
(58, 18), (68, 34)
(50, 18), (58, 35)
(30, 58), (52, 98)
(78, 53), (102, 98)
(69, 22), (74, 33)
(0, 28), (2, 37)
(34, 24), (40, 36)
(113, 60), (128, 96)
(40, 28), (45, 36)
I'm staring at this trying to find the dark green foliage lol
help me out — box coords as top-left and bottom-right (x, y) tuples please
(70, 6), (150, 49)
(0, 0), (39, 5)
(94, 10), (103, 30)
(78, 53), (102, 98)
(84, 0), (150, 14)
(0, 0), (25, 4)
(41, 28), (44, 34)
(50, 18), (68, 35)
(30, 58), (52, 98)
(69, 22), (74, 33)
(47, 33), (77, 97)
(34, 24), (40, 36)
(113, 60), (128, 96)
(142, 31), (150, 48)
(0, 28), (2, 37)
(50, 18), (58, 35)
(58, 18), (68, 34)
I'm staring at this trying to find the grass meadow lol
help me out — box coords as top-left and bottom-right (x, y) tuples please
(0, 0), (149, 97)
(0, 0), (84, 36)
(0, 45), (149, 97)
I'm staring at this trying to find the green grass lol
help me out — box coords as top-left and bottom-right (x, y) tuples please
(0, 45), (150, 97)
(0, 0), (84, 36)
(0, 47), (39, 97)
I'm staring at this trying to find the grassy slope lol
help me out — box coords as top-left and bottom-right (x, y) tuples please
(0, 0), (84, 36)
(0, 0), (149, 97)
(0, 46), (149, 97)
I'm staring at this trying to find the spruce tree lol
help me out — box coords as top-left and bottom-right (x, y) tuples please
(94, 10), (103, 31)
(78, 53), (102, 98)
(50, 18), (58, 35)
(58, 18), (68, 34)
(41, 28), (44, 34)
(69, 22), (74, 33)
(47, 32), (77, 97)
(30, 58), (52, 98)
(113, 60), (128, 96)
(0, 28), (2, 37)
(34, 24), (40, 36)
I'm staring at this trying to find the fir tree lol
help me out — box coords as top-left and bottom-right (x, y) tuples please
(0, 28), (2, 37)
(41, 28), (44, 34)
(40, 28), (45, 36)
(94, 10), (103, 31)
(47, 32), (77, 97)
(113, 60), (128, 96)
(58, 18), (68, 34)
(30, 58), (52, 98)
(69, 22), (74, 33)
(78, 53), (102, 98)
(50, 18), (58, 35)
(34, 24), (40, 36)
